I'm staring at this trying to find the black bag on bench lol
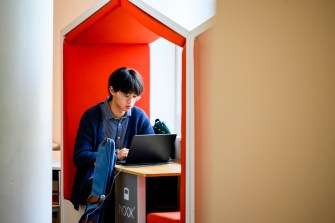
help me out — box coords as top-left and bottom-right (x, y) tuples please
(153, 119), (171, 134)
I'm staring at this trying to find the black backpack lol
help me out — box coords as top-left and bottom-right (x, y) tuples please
(153, 119), (171, 134)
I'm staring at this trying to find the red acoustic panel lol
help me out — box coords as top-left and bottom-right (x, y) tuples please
(121, 0), (185, 47)
(65, 0), (159, 44)
(63, 42), (151, 200)
(64, 1), (120, 43)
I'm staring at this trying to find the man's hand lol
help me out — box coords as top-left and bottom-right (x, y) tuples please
(117, 148), (129, 160)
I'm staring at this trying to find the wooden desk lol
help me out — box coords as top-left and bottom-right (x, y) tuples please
(115, 162), (181, 177)
(114, 162), (181, 223)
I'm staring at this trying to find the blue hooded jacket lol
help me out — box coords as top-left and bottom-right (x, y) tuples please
(70, 102), (154, 210)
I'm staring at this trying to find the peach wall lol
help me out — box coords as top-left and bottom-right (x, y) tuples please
(197, 1), (335, 223)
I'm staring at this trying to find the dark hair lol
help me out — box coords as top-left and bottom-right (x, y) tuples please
(108, 67), (144, 98)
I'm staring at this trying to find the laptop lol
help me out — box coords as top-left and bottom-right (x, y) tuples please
(116, 134), (177, 165)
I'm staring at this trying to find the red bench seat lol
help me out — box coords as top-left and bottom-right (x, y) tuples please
(147, 211), (181, 223)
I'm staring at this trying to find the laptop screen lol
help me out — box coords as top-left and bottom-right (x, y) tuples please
(117, 134), (177, 165)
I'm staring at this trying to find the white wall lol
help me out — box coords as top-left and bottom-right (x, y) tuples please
(150, 37), (182, 135)
(0, 1), (53, 222)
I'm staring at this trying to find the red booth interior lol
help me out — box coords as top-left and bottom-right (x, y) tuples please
(63, 0), (186, 221)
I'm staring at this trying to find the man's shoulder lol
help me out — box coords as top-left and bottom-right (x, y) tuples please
(131, 106), (146, 116)
(83, 103), (103, 117)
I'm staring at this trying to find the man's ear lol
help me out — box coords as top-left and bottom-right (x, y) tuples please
(109, 86), (115, 95)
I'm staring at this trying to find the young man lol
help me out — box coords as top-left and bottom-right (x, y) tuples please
(70, 67), (154, 222)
